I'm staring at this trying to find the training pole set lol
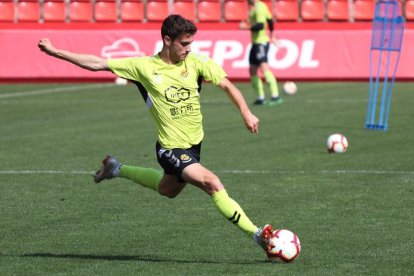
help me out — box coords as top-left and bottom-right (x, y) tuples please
(366, 0), (405, 131)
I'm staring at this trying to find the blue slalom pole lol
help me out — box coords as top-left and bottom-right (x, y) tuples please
(366, 0), (404, 131)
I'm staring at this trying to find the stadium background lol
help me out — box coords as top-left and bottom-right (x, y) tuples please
(0, 0), (413, 82)
(1, 2), (414, 275)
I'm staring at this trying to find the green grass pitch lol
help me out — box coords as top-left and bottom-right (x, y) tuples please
(0, 81), (413, 275)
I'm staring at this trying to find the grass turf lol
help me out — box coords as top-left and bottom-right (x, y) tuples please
(0, 82), (413, 275)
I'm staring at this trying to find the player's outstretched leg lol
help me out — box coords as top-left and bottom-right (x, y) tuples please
(93, 155), (163, 191)
(94, 155), (121, 183)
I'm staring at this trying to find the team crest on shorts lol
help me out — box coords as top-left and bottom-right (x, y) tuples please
(180, 154), (192, 163)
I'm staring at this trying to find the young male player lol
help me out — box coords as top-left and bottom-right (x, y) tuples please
(240, 0), (281, 106)
(38, 14), (274, 258)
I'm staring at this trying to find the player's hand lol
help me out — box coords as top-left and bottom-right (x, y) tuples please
(38, 38), (56, 56)
(243, 111), (260, 134)
(239, 21), (249, 30)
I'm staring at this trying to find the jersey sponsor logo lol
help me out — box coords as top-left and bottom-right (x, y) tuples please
(170, 104), (194, 118)
(180, 154), (192, 163)
(165, 86), (190, 103)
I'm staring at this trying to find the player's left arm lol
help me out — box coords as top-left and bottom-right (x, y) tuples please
(218, 77), (259, 134)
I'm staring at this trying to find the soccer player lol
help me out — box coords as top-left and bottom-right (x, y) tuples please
(240, 0), (281, 106)
(38, 15), (275, 258)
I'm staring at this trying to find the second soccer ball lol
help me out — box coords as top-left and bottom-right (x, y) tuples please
(326, 134), (348, 153)
(115, 77), (128, 85)
(283, 81), (297, 95)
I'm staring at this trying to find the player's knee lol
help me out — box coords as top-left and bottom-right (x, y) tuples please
(204, 175), (224, 193)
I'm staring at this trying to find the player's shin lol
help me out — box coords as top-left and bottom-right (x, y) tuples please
(251, 76), (265, 99)
(119, 165), (162, 191)
(264, 70), (279, 98)
(211, 189), (257, 237)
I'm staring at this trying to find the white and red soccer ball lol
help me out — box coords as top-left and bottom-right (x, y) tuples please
(283, 81), (297, 95)
(326, 134), (348, 153)
(267, 229), (301, 263)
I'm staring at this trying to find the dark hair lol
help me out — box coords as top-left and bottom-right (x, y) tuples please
(161, 14), (197, 42)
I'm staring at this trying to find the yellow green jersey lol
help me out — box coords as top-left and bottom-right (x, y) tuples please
(108, 53), (227, 149)
(249, 1), (272, 44)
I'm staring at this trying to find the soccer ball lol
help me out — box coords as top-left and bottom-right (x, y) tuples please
(283, 81), (297, 95)
(326, 133), (348, 153)
(115, 77), (128, 85)
(267, 229), (301, 263)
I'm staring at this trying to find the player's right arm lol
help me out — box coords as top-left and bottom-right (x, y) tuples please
(38, 38), (109, 71)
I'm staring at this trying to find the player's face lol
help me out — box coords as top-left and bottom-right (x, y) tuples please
(170, 33), (193, 63)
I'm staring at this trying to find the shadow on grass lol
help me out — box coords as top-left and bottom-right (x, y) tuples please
(20, 252), (269, 265)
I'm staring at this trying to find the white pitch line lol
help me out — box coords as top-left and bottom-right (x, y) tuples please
(0, 170), (413, 175)
(200, 99), (369, 105)
(221, 170), (414, 175)
(0, 170), (94, 175)
(0, 83), (116, 99)
(306, 99), (368, 103)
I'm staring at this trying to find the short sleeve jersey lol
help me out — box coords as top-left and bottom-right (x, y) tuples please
(249, 1), (272, 44)
(108, 53), (227, 149)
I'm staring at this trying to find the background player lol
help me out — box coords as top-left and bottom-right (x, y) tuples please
(240, 0), (281, 106)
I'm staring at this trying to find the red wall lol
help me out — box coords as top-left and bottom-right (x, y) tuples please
(1, 23), (413, 82)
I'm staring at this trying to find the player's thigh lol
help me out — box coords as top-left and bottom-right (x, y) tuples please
(259, 62), (270, 72)
(181, 163), (224, 195)
(158, 174), (187, 198)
